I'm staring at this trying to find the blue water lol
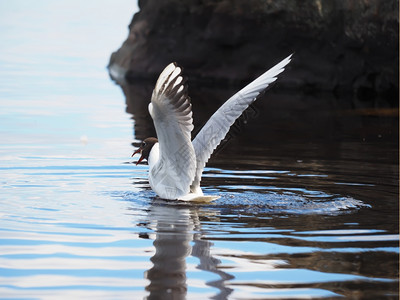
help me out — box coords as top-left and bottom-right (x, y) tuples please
(0, 1), (398, 299)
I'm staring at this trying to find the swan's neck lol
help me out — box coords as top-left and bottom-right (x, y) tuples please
(148, 142), (160, 168)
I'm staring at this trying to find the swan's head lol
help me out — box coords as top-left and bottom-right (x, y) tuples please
(132, 137), (158, 165)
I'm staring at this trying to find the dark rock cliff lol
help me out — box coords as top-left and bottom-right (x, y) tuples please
(109, 0), (398, 104)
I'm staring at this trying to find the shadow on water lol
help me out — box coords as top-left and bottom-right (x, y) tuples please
(121, 79), (398, 146)
(123, 188), (398, 299)
(138, 200), (233, 300)
(117, 78), (398, 298)
(121, 79), (398, 205)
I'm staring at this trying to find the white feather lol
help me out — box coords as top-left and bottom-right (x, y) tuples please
(190, 54), (292, 192)
(143, 55), (292, 200)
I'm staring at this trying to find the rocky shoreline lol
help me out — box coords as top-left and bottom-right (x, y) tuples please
(109, 0), (398, 105)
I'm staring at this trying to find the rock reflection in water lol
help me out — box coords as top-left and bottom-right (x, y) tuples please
(141, 202), (233, 300)
(119, 78), (398, 152)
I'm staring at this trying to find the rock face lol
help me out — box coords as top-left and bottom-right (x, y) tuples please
(109, 0), (398, 104)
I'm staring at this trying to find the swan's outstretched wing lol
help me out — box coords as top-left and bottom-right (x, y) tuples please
(149, 63), (196, 198)
(190, 54), (292, 193)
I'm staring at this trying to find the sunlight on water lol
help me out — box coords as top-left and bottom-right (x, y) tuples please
(0, 1), (398, 299)
(0, 0), (136, 161)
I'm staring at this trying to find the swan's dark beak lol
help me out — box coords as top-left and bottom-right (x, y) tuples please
(132, 148), (144, 165)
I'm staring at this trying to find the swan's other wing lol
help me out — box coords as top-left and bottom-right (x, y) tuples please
(149, 63), (196, 198)
(190, 54), (292, 193)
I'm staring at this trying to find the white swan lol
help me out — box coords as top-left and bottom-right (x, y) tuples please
(132, 55), (292, 201)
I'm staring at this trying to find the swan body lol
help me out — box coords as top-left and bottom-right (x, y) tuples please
(133, 55), (292, 201)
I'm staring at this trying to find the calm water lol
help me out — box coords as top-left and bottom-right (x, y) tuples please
(0, 2), (398, 300)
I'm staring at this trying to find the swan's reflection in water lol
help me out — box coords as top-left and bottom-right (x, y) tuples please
(140, 201), (233, 300)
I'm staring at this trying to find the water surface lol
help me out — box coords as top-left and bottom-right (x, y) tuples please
(0, 1), (398, 299)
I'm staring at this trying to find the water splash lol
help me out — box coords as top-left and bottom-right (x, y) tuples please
(208, 190), (369, 215)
